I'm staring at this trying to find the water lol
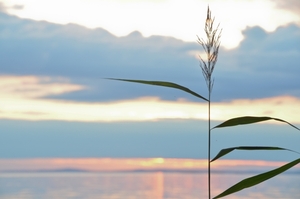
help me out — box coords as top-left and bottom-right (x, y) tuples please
(0, 171), (299, 199)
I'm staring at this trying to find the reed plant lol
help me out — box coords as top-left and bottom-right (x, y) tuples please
(108, 6), (300, 199)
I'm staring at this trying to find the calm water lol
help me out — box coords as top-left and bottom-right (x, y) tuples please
(0, 172), (299, 199)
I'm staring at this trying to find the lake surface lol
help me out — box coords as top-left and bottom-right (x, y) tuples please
(0, 171), (299, 199)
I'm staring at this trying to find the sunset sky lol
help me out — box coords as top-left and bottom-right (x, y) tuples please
(0, 0), (300, 170)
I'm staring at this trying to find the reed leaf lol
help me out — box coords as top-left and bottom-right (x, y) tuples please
(213, 116), (300, 131)
(211, 146), (300, 162)
(107, 78), (208, 101)
(213, 158), (300, 199)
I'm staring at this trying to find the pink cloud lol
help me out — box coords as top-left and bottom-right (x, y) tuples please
(0, 158), (298, 172)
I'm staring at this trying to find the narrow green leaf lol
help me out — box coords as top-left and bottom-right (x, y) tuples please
(212, 116), (300, 131)
(211, 146), (300, 162)
(107, 78), (208, 101)
(213, 158), (300, 199)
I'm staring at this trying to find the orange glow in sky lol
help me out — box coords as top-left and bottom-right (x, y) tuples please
(0, 158), (298, 172)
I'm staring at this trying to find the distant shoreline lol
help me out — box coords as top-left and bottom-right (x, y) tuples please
(1, 168), (300, 175)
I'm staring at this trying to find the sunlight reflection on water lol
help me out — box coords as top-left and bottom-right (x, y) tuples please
(0, 172), (299, 199)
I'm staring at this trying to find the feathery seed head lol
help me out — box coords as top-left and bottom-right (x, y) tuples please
(197, 6), (222, 93)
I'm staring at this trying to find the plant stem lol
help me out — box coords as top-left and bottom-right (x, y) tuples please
(208, 87), (211, 199)
(197, 6), (221, 198)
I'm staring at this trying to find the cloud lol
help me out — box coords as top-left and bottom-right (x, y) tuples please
(0, 12), (299, 103)
(214, 24), (300, 100)
(0, 2), (23, 13)
(1, 10), (299, 161)
(0, 2), (5, 12)
(0, 75), (299, 123)
(11, 4), (24, 10)
(4, 0), (300, 49)
(0, 75), (84, 98)
(273, 0), (300, 19)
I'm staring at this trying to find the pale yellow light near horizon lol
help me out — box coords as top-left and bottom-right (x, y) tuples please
(2, 0), (299, 49)
(0, 75), (300, 124)
(1, 157), (297, 172)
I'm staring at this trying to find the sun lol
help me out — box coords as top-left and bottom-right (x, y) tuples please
(153, 158), (165, 164)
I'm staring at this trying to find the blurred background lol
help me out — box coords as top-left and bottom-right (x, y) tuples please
(0, 0), (300, 168)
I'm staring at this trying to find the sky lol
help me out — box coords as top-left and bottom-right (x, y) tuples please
(0, 0), (300, 170)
